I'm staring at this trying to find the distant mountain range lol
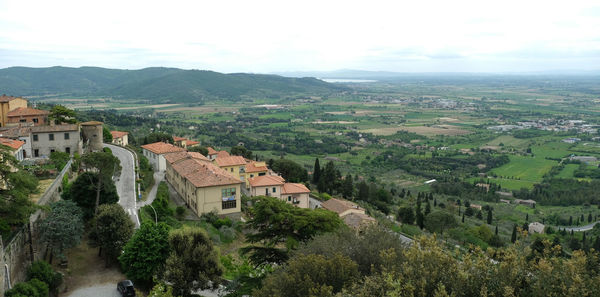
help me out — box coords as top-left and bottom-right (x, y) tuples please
(0, 66), (346, 103)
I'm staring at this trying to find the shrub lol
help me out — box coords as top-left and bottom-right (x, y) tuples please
(27, 261), (62, 291)
(219, 226), (237, 242)
(176, 206), (186, 219)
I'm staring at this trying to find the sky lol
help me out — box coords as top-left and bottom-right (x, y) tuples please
(0, 0), (599, 73)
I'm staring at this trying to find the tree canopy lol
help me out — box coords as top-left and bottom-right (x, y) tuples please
(63, 172), (118, 220)
(119, 221), (171, 285)
(165, 226), (223, 297)
(39, 200), (84, 262)
(94, 204), (135, 265)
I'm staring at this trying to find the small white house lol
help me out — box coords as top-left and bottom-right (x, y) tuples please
(141, 141), (185, 171)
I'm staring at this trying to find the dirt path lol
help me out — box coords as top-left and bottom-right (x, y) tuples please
(57, 240), (126, 296)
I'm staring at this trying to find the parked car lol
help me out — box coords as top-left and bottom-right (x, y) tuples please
(117, 280), (136, 297)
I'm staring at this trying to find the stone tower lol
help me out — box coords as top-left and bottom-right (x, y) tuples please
(80, 121), (104, 152)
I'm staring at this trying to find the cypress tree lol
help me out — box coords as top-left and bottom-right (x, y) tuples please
(511, 225), (517, 243)
(487, 208), (493, 224)
(581, 214), (585, 223)
(525, 213), (529, 222)
(462, 214), (465, 223)
(425, 200), (431, 216)
(434, 198), (437, 207)
(495, 225), (498, 235)
(416, 197), (424, 229)
(588, 213), (593, 223)
(312, 158), (321, 184)
(569, 216), (573, 226)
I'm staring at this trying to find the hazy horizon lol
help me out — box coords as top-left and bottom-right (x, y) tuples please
(1, 0), (599, 73)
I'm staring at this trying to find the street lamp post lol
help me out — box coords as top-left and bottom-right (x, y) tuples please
(148, 204), (158, 225)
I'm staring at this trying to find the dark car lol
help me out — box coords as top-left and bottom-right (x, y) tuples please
(117, 280), (136, 297)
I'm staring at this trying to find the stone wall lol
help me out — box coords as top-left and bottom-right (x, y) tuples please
(0, 159), (72, 295)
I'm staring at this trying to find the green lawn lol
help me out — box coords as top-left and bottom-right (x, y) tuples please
(485, 135), (530, 148)
(556, 164), (579, 178)
(490, 155), (557, 187)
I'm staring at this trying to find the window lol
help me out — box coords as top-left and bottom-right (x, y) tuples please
(19, 119), (26, 123)
(222, 200), (236, 209)
(66, 147), (70, 154)
(64, 133), (70, 140)
(33, 134), (38, 141)
(250, 174), (254, 178)
(288, 196), (291, 201)
(50, 149), (55, 153)
(272, 187), (277, 193)
(34, 149), (39, 157)
(230, 168), (233, 172)
(222, 188), (236, 197)
(49, 133), (54, 141)
(32, 118), (38, 123)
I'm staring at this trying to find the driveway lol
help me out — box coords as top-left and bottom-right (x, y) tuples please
(104, 144), (140, 228)
(65, 284), (120, 297)
(562, 221), (599, 232)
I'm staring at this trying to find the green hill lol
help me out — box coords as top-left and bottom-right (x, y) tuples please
(0, 66), (345, 102)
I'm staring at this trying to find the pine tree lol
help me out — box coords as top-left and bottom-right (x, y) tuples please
(511, 225), (517, 243)
(425, 200), (431, 216)
(495, 225), (498, 235)
(588, 213), (593, 223)
(569, 216), (573, 225)
(416, 197), (424, 229)
(525, 213), (529, 222)
(312, 158), (321, 184)
(434, 198), (437, 207)
(341, 174), (353, 199)
(487, 208), (493, 224)
(462, 214), (465, 223)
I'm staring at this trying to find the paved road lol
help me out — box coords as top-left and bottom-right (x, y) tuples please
(66, 284), (120, 297)
(138, 171), (164, 208)
(104, 144), (140, 228)
(561, 221), (599, 232)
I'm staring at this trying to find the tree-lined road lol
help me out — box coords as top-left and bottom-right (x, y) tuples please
(103, 144), (140, 228)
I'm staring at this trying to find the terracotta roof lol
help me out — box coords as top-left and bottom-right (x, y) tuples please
(110, 131), (128, 139)
(321, 198), (364, 215)
(207, 147), (217, 155)
(0, 126), (31, 138)
(141, 142), (185, 155)
(246, 162), (268, 173)
(173, 136), (186, 142)
(282, 183), (310, 194)
(171, 157), (241, 188)
(188, 152), (209, 161)
(249, 175), (285, 187)
(214, 155), (246, 167)
(80, 121), (103, 126)
(342, 212), (376, 229)
(216, 150), (230, 158)
(30, 124), (79, 133)
(164, 151), (191, 164)
(0, 95), (24, 103)
(0, 137), (24, 150)
(7, 107), (49, 117)
(186, 140), (199, 146)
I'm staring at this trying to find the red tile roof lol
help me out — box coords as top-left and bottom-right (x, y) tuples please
(282, 183), (310, 194)
(214, 155), (246, 167)
(245, 162), (268, 173)
(216, 151), (230, 158)
(207, 147), (218, 155)
(30, 124), (79, 133)
(141, 142), (185, 155)
(173, 136), (186, 142)
(188, 152), (209, 161)
(110, 131), (128, 139)
(249, 175), (285, 187)
(186, 140), (199, 146)
(171, 157), (241, 188)
(7, 107), (49, 117)
(0, 137), (24, 150)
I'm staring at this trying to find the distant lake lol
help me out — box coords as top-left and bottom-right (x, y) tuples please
(320, 78), (377, 83)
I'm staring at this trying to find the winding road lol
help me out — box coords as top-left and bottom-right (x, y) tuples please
(560, 221), (599, 232)
(103, 144), (140, 228)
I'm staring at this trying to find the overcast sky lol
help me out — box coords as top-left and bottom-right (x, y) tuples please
(0, 0), (599, 73)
